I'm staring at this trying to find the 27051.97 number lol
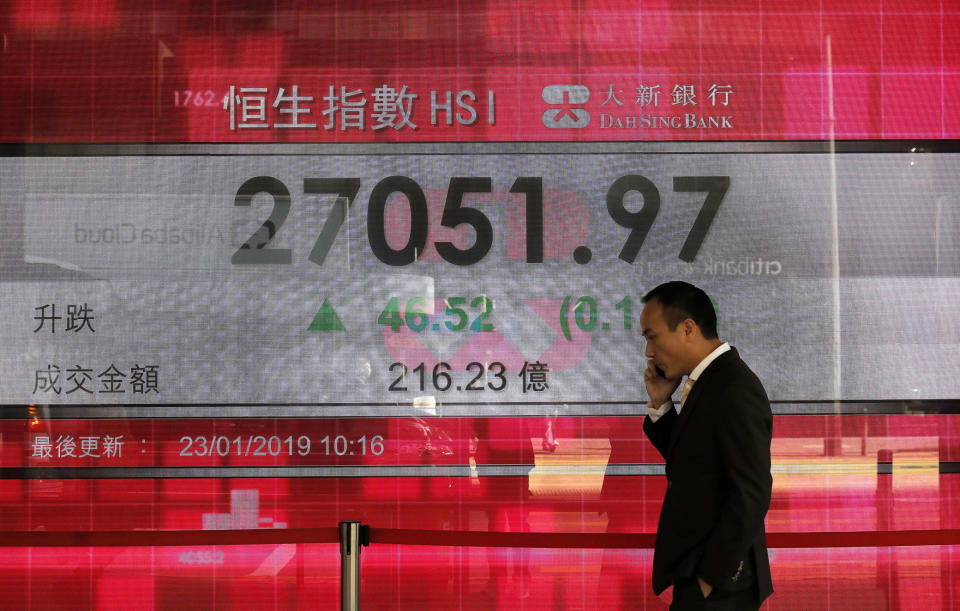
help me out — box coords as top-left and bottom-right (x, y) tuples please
(231, 174), (728, 266)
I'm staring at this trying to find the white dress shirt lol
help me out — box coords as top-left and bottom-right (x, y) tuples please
(647, 342), (731, 422)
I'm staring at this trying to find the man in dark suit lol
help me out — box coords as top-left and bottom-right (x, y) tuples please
(640, 281), (773, 610)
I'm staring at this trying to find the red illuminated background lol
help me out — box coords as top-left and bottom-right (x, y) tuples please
(2, 412), (959, 608)
(1, 0), (959, 141)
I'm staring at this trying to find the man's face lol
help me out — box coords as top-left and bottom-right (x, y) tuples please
(640, 299), (692, 380)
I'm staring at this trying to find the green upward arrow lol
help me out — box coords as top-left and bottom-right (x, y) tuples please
(308, 299), (346, 332)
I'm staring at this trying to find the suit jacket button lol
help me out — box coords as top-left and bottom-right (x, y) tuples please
(667, 479), (672, 489)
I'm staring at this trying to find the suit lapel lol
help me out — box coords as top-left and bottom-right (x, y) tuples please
(666, 348), (737, 460)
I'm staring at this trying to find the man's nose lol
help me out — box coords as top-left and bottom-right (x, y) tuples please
(644, 344), (653, 358)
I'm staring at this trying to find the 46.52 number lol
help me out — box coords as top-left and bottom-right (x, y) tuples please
(231, 174), (728, 267)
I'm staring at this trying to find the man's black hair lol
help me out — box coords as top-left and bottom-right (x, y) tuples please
(641, 281), (718, 339)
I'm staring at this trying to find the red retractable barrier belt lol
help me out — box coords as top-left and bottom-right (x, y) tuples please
(369, 529), (655, 549)
(0, 528), (340, 547)
(2, 528), (959, 549)
(368, 529), (960, 549)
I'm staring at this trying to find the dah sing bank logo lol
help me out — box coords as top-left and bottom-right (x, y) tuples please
(541, 83), (735, 130)
(542, 85), (591, 128)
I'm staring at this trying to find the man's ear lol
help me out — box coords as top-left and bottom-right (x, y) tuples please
(681, 318), (697, 339)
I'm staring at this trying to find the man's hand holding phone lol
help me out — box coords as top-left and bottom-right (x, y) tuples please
(644, 360), (681, 408)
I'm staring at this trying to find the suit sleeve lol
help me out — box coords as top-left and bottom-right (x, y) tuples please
(642, 407), (677, 460)
(697, 378), (773, 588)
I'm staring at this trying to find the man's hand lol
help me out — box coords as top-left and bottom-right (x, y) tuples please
(643, 360), (681, 407)
(697, 576), (712, 598)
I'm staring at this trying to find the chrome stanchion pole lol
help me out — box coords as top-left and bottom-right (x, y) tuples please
(339, 521), (368, 611)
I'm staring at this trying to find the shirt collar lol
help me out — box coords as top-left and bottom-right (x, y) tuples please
(688, 342), (730, 384)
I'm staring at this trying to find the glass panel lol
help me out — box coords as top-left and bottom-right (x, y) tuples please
(2, 1), (959, 609)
